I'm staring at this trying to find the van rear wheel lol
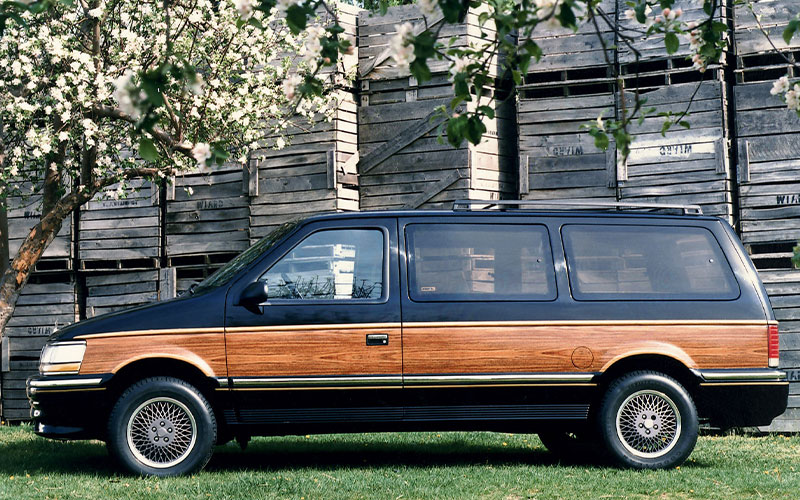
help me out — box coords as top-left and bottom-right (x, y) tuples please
(107, 377), (217, 477)
(598, 371), (698, 469)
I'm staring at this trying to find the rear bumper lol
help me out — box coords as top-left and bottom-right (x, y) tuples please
(27, 374), (114, 440)
(694, 369), (789, 428)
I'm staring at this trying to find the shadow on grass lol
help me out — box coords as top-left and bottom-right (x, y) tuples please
(204, 436), (607, 473)
(0, 427), (710, 475)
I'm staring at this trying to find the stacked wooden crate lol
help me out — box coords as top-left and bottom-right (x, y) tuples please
(6, 191), (72, 271)
(616, 0), (733, 220)
(516, 0), (617, 203)
(1, 276), (76, 421)
(733, 0), (800, 431)
(249, 3), (360, 240)
(78, 179), (161, 270)
(85, 269), (174, 318)
(358, 4), (516, 209)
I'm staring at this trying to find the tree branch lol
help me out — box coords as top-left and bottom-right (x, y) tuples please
(92, 105), (194, 157)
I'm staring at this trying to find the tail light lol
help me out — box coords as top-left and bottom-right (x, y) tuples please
(768, 324), (780, 368)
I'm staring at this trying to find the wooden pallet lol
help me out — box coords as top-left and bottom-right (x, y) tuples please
(618, 69), (733, 221)
(735, 0), (800, 57)
(84, 269), (173, 318)
(517, 70), (618, 202)
(1, 276), (76, 421)
(166, 167), (250, 257)
(78, 179), (161, 267)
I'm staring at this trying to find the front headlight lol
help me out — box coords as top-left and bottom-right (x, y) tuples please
(39, 341), (87, 375)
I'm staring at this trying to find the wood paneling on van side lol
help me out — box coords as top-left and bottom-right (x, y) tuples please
(80, 333), (227, 377)
(225, 326), (403, 377)
(402, 322), (768, 374)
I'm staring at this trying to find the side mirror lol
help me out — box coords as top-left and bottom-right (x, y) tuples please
(237, 281), (269, 314)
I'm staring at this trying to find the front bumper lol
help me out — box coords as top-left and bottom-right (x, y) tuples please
(27, 373), (114, 440)
(694, 369), (789, 428)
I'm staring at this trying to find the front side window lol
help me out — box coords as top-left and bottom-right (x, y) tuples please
(261, 229), (385, 300)
(562, 224), (740, 301)
(406, 223), (556, 301)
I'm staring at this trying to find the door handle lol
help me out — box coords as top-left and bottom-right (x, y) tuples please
(366, 334), (389, 346)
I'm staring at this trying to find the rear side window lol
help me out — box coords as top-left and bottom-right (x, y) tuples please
(406, 224), (556, 301)
(562, 224), (740, 301)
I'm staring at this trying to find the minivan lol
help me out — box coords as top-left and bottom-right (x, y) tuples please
(28, 200), (789, 476)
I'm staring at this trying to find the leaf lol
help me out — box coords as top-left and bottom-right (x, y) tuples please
(464, 115), (486, 145)
(661, 120), (673, 136)
(557, 3), (577, 30)
(410, 59), (432, 83)
(138, 138), (159, 163)
(664, 32), (679, 55)
(592, 131), (610, 150)
(285, 4), (308, 34)
(784, 19), (800, 45)
(793, 243), (800, 269)
(679, 121), (691, 129)
(477, 105), (495, 120)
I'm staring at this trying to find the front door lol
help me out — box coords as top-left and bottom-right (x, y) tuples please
(224, 218), (402, 428)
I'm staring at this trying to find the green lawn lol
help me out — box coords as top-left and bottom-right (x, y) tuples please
(0, 425), (798, 500)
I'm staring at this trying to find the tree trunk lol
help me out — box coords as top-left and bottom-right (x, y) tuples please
(0, 195), (82, 334)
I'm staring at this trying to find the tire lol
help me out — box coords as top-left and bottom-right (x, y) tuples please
(598, 371), (698, 469)
(107, 377), (217, 477)
(538, 430), (601, 460)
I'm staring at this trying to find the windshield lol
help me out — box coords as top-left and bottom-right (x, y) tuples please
(194, 220), (301, 292)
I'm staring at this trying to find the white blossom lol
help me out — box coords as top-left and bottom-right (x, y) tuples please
(113, 71), (142, 118)
(283, 74), (303, 100)
(191, 142), (212, 166)
(234, 0), (257, 20)
(419, 0), (438, 16)
(771, 76), (790, 96)
(390, 23), (416, 71)
(450, 55), (472, 76)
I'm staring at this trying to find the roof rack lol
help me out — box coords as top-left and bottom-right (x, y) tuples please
(452, 200), (704, 216)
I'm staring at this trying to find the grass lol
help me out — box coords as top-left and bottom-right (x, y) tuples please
(0, 425), (798, 500)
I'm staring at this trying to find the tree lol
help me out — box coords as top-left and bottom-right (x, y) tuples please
(0, 0), (338, 331)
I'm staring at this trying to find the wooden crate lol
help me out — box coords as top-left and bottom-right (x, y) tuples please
(0, 360), (37, 422)
(1, 275), (76, 421)
(757, 269), (800, 432)
(6, 192), (72, 270)
(517, 70), (618, 202)
(249, 89), (359, 240)
(248, 4), (360, 240)
(618, 0), (728, 65)
(166, 167), (249, 257)
(78, 179), (160, 269)
(735, 0), (800, 57)
(84, 268), (173, 318)
(618, 65), (733, 221)
(521, 0), (616, 72)
(358, 6), (516, 209)
(734, 57), (800, 243)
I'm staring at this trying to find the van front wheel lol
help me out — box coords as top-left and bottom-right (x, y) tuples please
(107, 377), (217, 477)
(598, 371), (698, 469)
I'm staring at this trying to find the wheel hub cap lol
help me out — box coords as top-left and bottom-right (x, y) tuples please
(616, 389), (682, 459)
(127, 397), (197, 469)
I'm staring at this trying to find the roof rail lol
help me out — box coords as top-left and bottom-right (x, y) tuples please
(452, 199), (704, 216)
